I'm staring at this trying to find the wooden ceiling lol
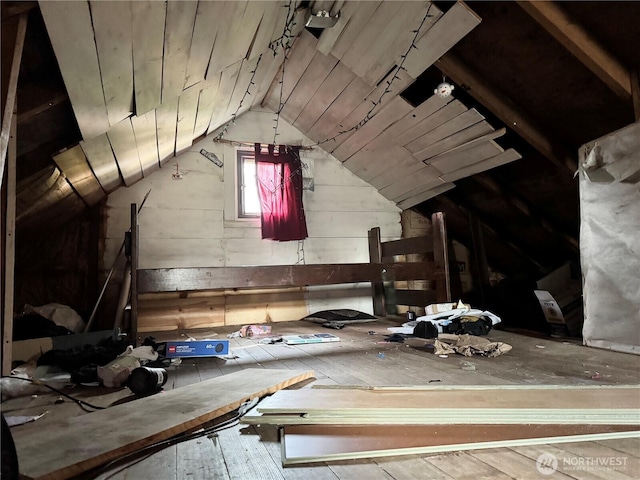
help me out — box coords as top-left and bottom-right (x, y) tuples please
(3, 0), (640, 284)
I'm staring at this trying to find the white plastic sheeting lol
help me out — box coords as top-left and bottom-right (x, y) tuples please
(579, 121), (640, 354)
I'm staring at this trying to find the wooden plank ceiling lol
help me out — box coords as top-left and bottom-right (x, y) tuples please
(29, 0), (521, 216)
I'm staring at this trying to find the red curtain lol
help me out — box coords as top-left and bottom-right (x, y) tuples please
(254, 143), (308, 241)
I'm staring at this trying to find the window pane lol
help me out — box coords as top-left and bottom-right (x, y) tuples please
(241, 158), (260, 216)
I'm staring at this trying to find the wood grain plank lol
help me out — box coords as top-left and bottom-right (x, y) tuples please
(403, 1), (481, 79)
(131, 109), (160, 176)
(162, 0), (198, 102)
(106, 118), (143, 186)
(294, 61), (355, 134)
(193, 76), (221, 138)
(340, 132), (406, 181)
(334, 96), (413, 161)
(225, 56), (262, 119)
(367, 146), (427, 189)
(207, 60), (243, 135)
(323, 66), (414, 151)
(183, 1), (223, 89)
(379, 166), (443, 202)
(248, 1), (281, 60)
(441, 148), (522, 182)
(304, 76), (374, 144)
(330, 1), (381, 60)
(385, 94), (452, 140)
(280, 51), (340, 124)
(340, 1), (402, 71)
(90, 0), (134, 126)
(362, 1), (442, 85)
(131, 0), (166, 115)
(13, 369), (314, 480)
(250, 48), (285, 110)
(52, 145), (105, 206)
(428, 141), (503, 175)
(405, 108), (485, 155)
(156, 96), (179, 165)
(397, 183), (456, 210)
(175, 84), (200, 155)
(206, 1), (250, 78)
(79, 133), (122, 192)
(397, 100), (467, 148)
(316, 0), (360, 55)
(412, 122), (497, 162)
(262, 29), (318, 112)
(39, 0), (110, 139)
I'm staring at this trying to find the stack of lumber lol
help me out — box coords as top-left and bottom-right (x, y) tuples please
(13, 368), (314, 480)
(241, 385), (640, 465)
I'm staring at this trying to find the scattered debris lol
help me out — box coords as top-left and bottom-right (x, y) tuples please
(5, 411), (49, 427)
(461, 361), (476, 371)
(227, 325), (272, 338)
(377, 353), (385, 359)
(434, 334), (512, 358)
(535, 345), (546, 349)
(438, 355), (449, 359)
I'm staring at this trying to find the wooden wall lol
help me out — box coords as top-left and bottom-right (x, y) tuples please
(102, 111), (401, 332)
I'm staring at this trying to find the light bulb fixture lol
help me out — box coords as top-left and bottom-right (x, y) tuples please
(305, 9), (340, 28)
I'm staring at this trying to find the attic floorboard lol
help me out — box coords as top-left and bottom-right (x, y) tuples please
(5, 319), (638, 480)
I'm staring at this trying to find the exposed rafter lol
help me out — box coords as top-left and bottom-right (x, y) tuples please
(517, 1), (632, 101)
(436, 53), (577, 174)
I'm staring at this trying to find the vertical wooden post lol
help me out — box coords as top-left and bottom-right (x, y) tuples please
(432, 212), (451, 303)
(469, 212), (491, 309)
(1, 111), (17, 375)
(368, 227), (386, 316)
(130, 203), (138, 346)
(0, 14), (27, 183)
(631, 67), (640, 122)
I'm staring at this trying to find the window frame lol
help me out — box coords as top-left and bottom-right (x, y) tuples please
(236, 149), (260, 219)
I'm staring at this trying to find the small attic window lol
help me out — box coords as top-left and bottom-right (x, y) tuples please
(237, 150), (260, 218)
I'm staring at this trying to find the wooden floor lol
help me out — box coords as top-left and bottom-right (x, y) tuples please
(6, 318), (640, 479)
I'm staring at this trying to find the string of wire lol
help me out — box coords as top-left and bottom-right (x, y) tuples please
(271, 0), (298, 145)
(213, 53), (263, 142)
(310, 2), (434, 147)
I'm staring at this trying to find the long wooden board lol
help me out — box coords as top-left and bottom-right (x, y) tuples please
(52, 145), (105, 206)
(282, 424), (640, 465)
(13, 369), (314, 480)
(80, 133), (122, 192)
(138, 261), (442, 293)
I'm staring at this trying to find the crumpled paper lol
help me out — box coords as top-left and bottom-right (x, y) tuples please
(434, 334), (512, 358)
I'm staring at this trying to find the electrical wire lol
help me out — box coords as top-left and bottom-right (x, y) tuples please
(93, 398), (259, 479)
(1, 375), (106, 411)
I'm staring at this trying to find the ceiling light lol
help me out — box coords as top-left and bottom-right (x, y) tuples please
(305, 10), (340, 29)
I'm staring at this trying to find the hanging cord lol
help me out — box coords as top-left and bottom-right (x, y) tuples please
(1, 376), (106, 412)
(311, 2), (434, 147)
(90, 398), (259, 479)
(271, 0), (298, 144)
(296, 239), (306, 265)
(213, 54), (263, 142)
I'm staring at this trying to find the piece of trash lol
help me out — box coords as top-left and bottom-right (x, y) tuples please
(535, 345), (546, 349)
(591, 372), (602, 379)
(438, 354), (449, 358)
(259, 336), (283, 344)
(429, 379), (442, 383)
(5, 411), (49, 427)
(377, 353), (385, 359)
(367, 331), (376, 335)
(228, 325), (272, 338)
(322, 321), (345, 330)
(55, 396), (64, 404)
(461, 361), (476, 371)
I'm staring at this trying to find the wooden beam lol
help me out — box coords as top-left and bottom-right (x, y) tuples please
(130, 203), (139, 346)
(472, 173), (579, 254)
(137, 262), (444, 294)
(436, 53), (577, 174)
(368, 227), (386, 316)
(0, 12), (27, 183)
(2, 110), (17, 375)
(632, 68), (640, 122)
(517, 0), (631, 100)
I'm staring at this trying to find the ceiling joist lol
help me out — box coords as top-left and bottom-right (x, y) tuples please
(517, 1), (632, 101)
(436, 53), (577, 174)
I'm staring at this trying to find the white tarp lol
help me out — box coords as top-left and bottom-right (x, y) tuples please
(579, 121), (640, 354)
